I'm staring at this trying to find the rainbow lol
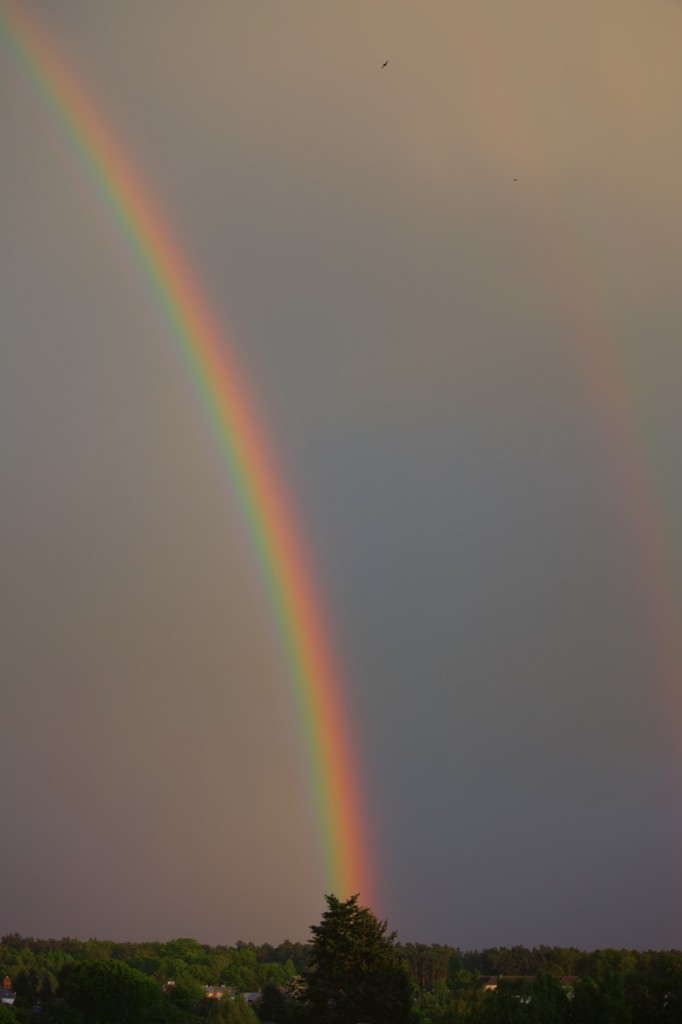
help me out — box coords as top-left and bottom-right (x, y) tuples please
(0, 0), (374, 904)
(540, 223), (682, 719)
(458, 1), (682, 734)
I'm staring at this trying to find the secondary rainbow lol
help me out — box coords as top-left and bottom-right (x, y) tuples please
(0, 0), (374, 904)
(459, 3), (682, 731)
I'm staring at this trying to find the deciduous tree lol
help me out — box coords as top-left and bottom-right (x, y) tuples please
(58, 958), (161, 1024)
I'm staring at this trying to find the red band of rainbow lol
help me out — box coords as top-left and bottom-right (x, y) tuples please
(1, 0), (374, 906)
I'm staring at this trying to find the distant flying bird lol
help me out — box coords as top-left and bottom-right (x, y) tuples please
(382, 60), (389, 68)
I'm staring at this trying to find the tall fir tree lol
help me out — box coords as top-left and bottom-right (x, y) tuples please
(305, 894), (413, 1024)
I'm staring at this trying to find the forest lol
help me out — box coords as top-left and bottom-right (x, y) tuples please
(1, 896), (681, 1024)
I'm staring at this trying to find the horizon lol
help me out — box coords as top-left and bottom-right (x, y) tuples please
(3, 926), (681, 956)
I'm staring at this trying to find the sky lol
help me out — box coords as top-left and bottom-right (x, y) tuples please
(2, 0), (682, 952)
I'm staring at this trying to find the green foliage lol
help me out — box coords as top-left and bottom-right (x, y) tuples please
(39, 1004), (85, 1024)
(305, 894), (412, 1024)
(626, 950), (682, 1024)
(0, 935), (306, 996)
(479, 977), (534, 1024)
(59, 958), (162, 1024)
(402, 944), (455, 991)
(4, 928), (682, 1024)
(164, 976), (206, 1015)
(211, 995), (260, 1024)
(256, 984), (291, 1024)
(527, 972), (570, 1024)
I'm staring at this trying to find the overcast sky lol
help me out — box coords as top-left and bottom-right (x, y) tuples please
(2, 0), (682, 951)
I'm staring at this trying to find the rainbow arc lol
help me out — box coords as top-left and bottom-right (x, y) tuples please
(0, 0), (373, 905)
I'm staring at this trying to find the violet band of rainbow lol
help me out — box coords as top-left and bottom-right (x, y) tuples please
(0, 0), (374, 905)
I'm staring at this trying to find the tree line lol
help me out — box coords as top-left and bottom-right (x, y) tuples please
(2, 898), (682, 1023)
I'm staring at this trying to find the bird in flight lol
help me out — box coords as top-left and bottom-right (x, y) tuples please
(382, 60), (389, 68)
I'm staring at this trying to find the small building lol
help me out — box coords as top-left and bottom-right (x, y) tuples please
(478, 976), (499, 991)
(204, 986), (233, 1000)
(1, 977), (16, 1006)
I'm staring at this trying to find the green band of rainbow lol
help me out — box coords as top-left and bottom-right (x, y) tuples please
(1, 0), (373, 904)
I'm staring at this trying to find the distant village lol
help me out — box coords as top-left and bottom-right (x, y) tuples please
(0, 971), (586, 1010)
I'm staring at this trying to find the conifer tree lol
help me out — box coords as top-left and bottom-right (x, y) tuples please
(305, 894), (412, 1024)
